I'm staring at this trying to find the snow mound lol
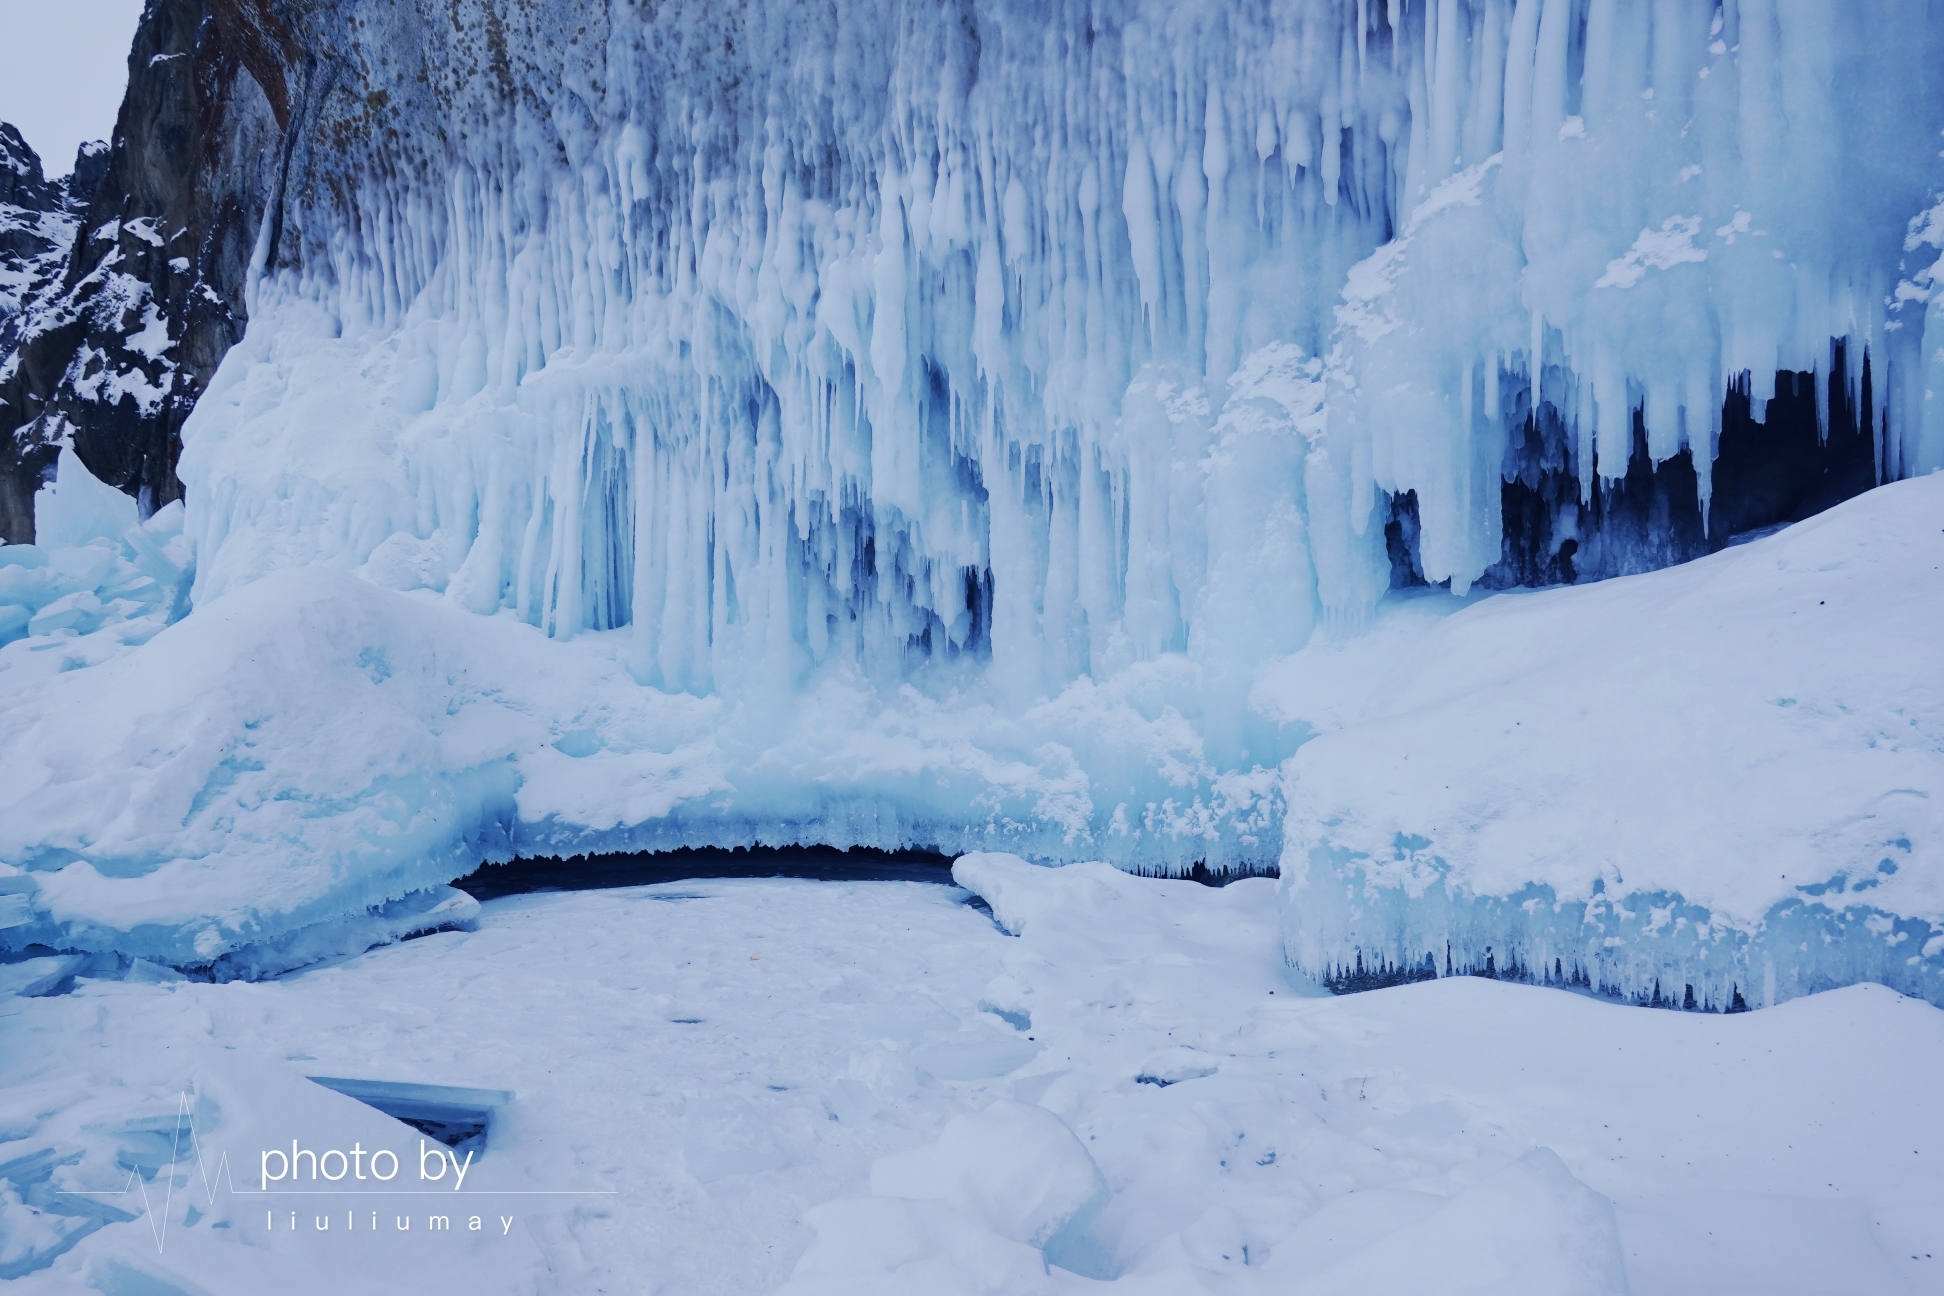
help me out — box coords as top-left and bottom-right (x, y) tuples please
(1276, 473), (1944, 1008)
(784, 1100), (1108, 1292)
(1287, 1148), (1628, 1294)
(0, 568), (524, 972)
(871, 1101), (1109, 1255)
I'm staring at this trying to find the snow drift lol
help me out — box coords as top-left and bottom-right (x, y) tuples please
(1272, 472), (1944, 1008)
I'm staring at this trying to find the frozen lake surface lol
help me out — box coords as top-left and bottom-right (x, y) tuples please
(4, 858), (1942, 1294)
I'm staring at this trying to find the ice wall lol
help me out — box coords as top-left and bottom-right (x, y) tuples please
(1314, 0), (1944, 606)
(7, 0), (1944, 974)
(187, 0), (1944, 670)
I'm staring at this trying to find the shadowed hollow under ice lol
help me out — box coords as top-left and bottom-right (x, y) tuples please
(2, 0), (1942, 993)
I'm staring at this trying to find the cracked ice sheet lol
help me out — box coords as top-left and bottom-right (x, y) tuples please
(3, 865), (1941, 1295)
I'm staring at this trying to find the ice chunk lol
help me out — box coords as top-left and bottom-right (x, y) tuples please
(33, 447), (137, 551)
(182, 886), (482, 982)
(1131, 1047), (1219, 1088)
(0, 1180), (98, 1281)
(682, 1093), (785, 1182)
(0, 469), (188, 659)
(305, 1076), (511, 1155)
(27, 589), (105, 636)
(1281, 1149), (1629, 1294)
(121, 958), (188, 984)
(0, 954), (83, 998)
(870, 1101), (1108, 1258)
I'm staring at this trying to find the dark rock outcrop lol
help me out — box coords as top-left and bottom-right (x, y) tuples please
(0, 0), (300, 542)
(0, 125), (88, 374)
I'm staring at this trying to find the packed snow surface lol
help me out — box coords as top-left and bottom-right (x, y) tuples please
(3, 860), (1941, 1293)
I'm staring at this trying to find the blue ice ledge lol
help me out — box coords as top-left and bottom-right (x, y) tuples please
(1280, 844), (1944, 1011)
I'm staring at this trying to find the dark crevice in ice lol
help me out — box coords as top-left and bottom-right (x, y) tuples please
(960, 897), (1018, 936)
(450, 844), (958, 900)
(1120, 858), (1279, 887)
(1386, 346), (1881, 592)
(305, 1077), (511, 1157)
(1321, 944), (1754, 1013)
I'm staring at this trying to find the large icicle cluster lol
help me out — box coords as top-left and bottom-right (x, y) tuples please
(4, 0), (1942, 979)
(1311, 0), (1944, 604)
(187, 0), (1944, 667)
(190, 0), (1410, 700)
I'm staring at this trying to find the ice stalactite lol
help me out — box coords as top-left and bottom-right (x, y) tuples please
(186, 0), (1944, 692)
(190, 0), (1416, 709)
(1312, 0), (1944, 609)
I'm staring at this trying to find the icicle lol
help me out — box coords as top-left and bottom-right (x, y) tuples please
(172, 0), (1944, 777)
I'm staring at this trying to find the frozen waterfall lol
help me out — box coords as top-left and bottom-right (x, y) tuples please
(3, 0), (1941, 984)
(186, 0), (1944, 679)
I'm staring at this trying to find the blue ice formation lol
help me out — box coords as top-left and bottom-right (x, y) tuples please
(1276, 474), (1944, 1009)
(2, 0), (1941, 983)
(1, 448), (190, 647)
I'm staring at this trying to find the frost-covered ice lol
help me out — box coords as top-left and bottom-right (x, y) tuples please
(4, 454), (1938, 1008)
(6, 2), (1944, 991)
(0, 448), (190, 650)
(3, 861), (1941, 1293)
(1269, 471), (1944, 1007)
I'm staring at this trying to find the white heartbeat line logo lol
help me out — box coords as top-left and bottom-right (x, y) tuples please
(58, 1091), (240, 1255)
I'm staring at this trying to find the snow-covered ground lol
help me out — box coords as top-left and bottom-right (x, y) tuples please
(6, 856), (1941, 1294)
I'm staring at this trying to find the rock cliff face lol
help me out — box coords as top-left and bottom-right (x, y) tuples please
(0, 125), (95, 345)
(0, 0), (299, 542)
